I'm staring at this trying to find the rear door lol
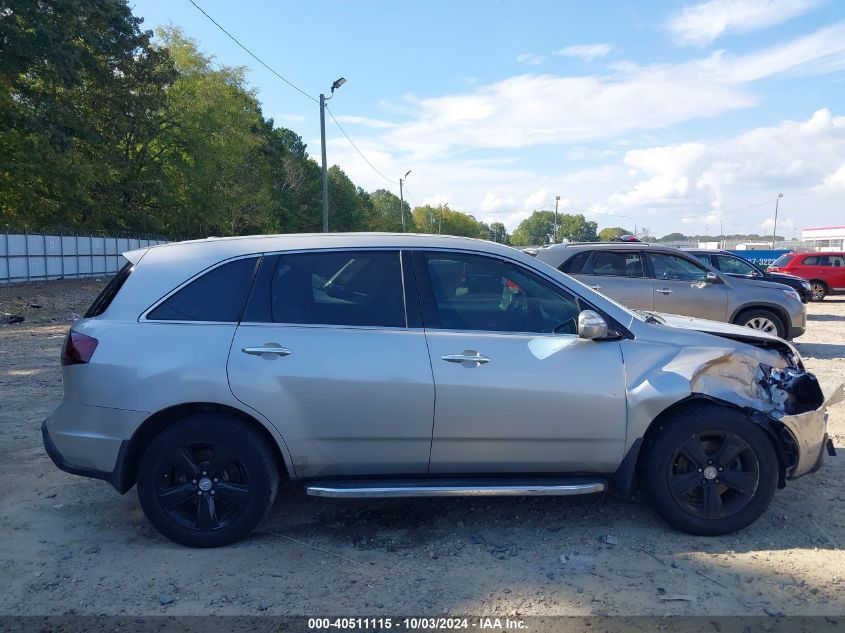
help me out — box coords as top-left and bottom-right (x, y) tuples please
(648, 251), (728, 321)
(573, 250), (655, 311)
(227, 250), (435, 478)
(821, 254), (845, 290)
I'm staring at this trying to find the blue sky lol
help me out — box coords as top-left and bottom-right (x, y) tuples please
(131, 0), (845, 236)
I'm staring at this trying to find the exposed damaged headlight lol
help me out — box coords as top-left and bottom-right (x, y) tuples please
(758, 365), (825, 416)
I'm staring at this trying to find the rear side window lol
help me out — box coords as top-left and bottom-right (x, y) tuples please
(560, 251), (590, 274)
(269, 251), (405, 327)
(147, 257), (259, 322)
(85, 261), (132, 317)
(801, 256), (819, 265)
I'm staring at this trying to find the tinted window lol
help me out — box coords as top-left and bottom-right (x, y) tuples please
(715, 255), (757, 275)
(423, 252), (581, 334)
(649, 252), (708, 282)
(85, 261), (132, 317)
(560, 251), (590, 274)
(802, 256), (820, 265)
(771, 254), (795, 267)
(691, 253), (712, 266)
(269, 251), (404, 327)
(820, 255), (845, 267)
(589, 251), (645, 278)
(148, 257), (259, 322)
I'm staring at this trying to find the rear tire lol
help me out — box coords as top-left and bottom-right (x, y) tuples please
(137, 413), (279, 547)
(642, 404), (778, 536)
(734, 308), (786, 338)
(809, 281), (827, 302)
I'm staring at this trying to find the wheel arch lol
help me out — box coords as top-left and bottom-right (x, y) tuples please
(115, 402), (295, 493)
(808, 278), (829, 291)
(612, 395), (789, 497)
(729, 303), (791, 332)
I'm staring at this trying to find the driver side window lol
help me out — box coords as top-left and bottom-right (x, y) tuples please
(648, 252), (709, 282)
(421, 252), (581, 334)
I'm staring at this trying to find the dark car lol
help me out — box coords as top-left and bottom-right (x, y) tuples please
(686, 249), (813, 303)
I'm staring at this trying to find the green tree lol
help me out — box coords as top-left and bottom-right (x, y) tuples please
(367, 188), (407, 232)
(0, 0), (176, 232)
(489, 222), (510, 244)
(598, 226), (631, 241)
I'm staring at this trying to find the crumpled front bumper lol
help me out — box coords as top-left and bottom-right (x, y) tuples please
(780, 384), (843, 479)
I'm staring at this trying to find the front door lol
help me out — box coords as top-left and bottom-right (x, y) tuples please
(647, 251), (728, 321)
(415, 250), (627, 474)
(227, 250), (435, 478)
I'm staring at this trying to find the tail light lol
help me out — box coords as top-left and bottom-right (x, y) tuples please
(61, 331), (98, 365)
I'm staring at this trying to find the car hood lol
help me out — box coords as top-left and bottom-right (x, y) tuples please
(767, 271), (808, 283)
(649, 311), (797, 356)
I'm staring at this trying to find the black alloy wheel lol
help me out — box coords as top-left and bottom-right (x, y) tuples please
(668, 432), (759, 520)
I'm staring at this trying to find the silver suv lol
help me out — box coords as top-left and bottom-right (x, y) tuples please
(43, 234), (838, 547)
(535, 243), (806, 339)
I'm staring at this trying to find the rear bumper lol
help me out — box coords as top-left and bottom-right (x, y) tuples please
(42, 400), (145, 493)
(789, 325), (806, 339)
(42, 421), (127, 491)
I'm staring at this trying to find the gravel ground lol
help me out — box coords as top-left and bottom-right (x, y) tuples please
(1, 278), (844, 616)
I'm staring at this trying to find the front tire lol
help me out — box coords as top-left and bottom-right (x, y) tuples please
(642, 404), (778, 536)
(734, 308), (786, 338)
(809, 281), (827, 301)
(137, 413), (279, 547)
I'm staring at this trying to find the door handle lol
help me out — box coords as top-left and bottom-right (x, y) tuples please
(242, 346), (292, 357)
(442, 352), (490, 365)
(589, 284), (602, 290)
(657, 288), (674, 295)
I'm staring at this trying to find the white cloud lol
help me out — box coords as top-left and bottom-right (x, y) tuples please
(333, 115), (398, 129)
(556, 44), (614, 61)
(669, 0), (824, 46)
(516, 53), (546, 66)
(377, 23), (845, 159)
(275, 113), (305, 123)
(817, 164), (845, 191)
(480, 192), (516, 212)
(523, 188), (549, 208)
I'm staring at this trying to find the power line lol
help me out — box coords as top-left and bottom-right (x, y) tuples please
(186, 0), (317, 103)
(325, 106), (396, 185)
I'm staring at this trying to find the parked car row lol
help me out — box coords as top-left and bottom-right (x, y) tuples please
(534, 242), (806, 340)
(44, 234), (837, 547)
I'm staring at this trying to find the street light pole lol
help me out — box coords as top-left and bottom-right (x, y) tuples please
(554, 195), (560, 244)
(320, 77), (346, 233)
(399, 169), (411, 232)
(771, 193), (783, 248)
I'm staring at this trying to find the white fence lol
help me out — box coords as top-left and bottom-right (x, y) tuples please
(0, 232), (168, 284)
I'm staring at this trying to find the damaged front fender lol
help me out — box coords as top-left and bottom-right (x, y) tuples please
(622, 335), (843, 482)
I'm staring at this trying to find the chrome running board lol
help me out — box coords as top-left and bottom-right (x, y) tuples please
(306, 477), (607, 498)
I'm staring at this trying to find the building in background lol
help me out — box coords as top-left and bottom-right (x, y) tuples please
(801, 226), (845, 251)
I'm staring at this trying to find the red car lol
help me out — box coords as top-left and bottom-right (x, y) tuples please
(768, 252), (845, 301)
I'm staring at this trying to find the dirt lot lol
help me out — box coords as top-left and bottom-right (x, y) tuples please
(1, 278), (844, 617)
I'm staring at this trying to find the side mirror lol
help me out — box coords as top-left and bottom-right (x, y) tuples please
(578, 310), (608, 340)
(705, 271), (719, 283)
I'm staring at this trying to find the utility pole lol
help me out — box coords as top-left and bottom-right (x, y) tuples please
(771, 193), (783, 248)
(720, 220), (724, 249)
(554, 195), (560, 244)
(320, 78), (346, 233)
(399, 170), (411, 232)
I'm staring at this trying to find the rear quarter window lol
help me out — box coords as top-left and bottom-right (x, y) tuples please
(147, 257), (260, 322)
(801, 256), (820, 266)
(560, 251), (590, 274)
